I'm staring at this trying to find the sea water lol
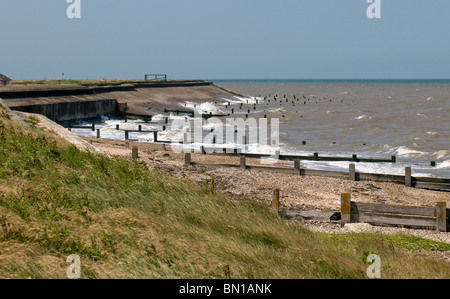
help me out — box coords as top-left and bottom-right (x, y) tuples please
(65, 80), (450, 178)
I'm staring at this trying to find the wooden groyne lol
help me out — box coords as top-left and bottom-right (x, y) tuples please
(340, 193), (448, 232)
(185, 152), (450, 192)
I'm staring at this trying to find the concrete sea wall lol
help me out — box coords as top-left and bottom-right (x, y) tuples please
(10, 99), (119, 122)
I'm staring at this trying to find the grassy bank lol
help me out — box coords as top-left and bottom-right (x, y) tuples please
(0, 106), (449, 278)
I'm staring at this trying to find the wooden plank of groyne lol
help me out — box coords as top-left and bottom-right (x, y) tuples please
(282, 210), (338, 221)
(246, 165), (296, 174)
(415, 182), (450, 191)
(191, 163), (239, 169)
(351, 202), (436, 217)
(415, 177), (450, 184)
(353, 212), (436, 228)
(358, 173), (405, 184)
(347, 201), (445, 230)
(201, 150), (395, 163)
(304, 169), (349, 179)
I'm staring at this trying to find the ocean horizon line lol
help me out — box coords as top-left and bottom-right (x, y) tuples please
(207, 78), (450, 83)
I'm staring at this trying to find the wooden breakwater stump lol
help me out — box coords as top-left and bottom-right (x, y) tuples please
(341, 193), (352, 225)
(240, 154), (246, 170)
(125, 130), (129, 140)
(294, 159), (301, 176)
(184, 153), (191, 166)
(132, 147), (139, 159)
(436, 202), (447, 232)
(96, 129), (101, 139)
(272, 188), (280, 214)
(349, 163), (356, 181)
(405, 166), (412, 187)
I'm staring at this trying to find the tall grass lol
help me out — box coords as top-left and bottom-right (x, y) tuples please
(0, 109), (449, 279)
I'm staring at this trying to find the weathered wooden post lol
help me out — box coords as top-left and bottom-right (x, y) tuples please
(116, 124), (120, 131)
(405, 166), (412, 187)
(96, 129), (100, 139)
(294, 160), (301, 175)
(138, 125), (142, 132)
(240, 154), (246, 169)
(272, 188), (280, 214)
(153, 131), (158, 143)
(132, 147), (139, 159)
(185, 153), (191, 166)
(352, 154), (358, 162)
(391, 156), (397, 163)
(341, 193), (352, 224)
(431, 161), (436, 167)
(92, 123), (95, 131)
(314, 153), (319, 161)
(125, 130), (129, 140)
(349, 163), (356, 181)
(436, 202), (447, 232)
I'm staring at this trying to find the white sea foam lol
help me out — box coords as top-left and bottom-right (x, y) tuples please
(435, 150), (450, 160)
(151, 114), (165, 122)
(395, 146), (427, 157)
(355, 115), (372, 120)
(184, 102), (225, 115)
(437, 160), (450, 169)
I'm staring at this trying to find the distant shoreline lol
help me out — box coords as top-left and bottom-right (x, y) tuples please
(209, 78), (450, 83)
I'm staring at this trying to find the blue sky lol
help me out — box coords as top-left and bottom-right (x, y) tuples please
(1, 0), (449, 80)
